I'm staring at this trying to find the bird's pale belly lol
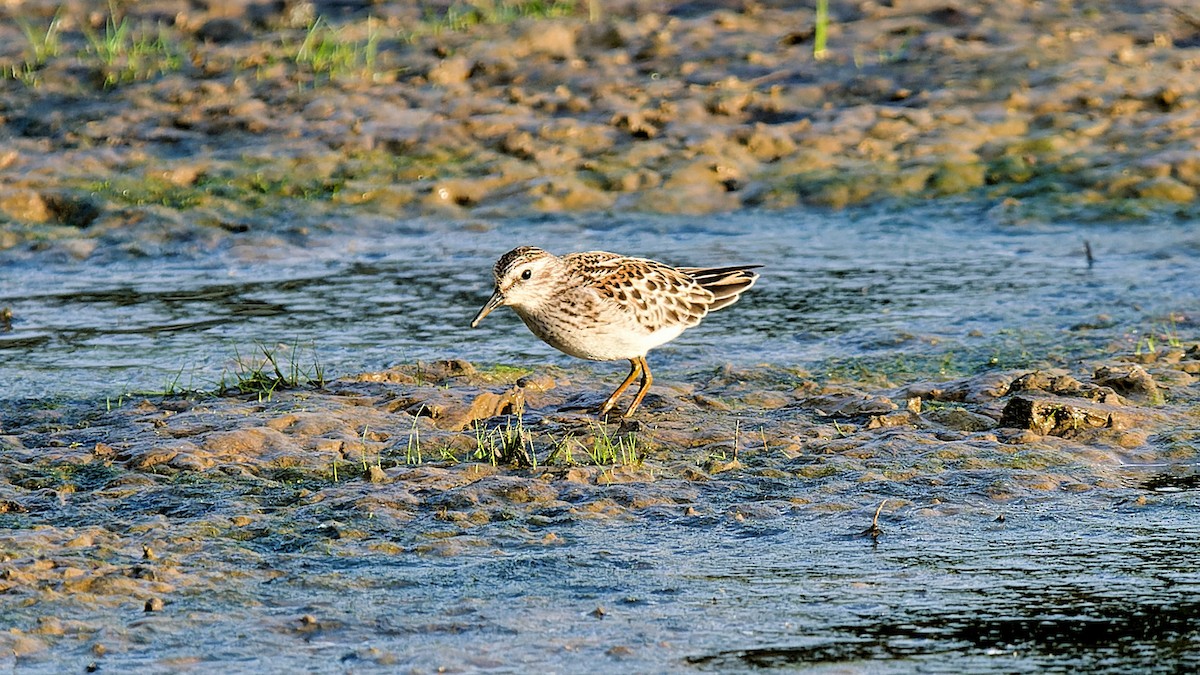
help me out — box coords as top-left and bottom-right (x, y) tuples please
(515, 309), (684, 362)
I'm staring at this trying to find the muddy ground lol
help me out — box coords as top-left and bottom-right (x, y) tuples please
(1, 343), (1199, 665)
(1, 0), (1199, 262)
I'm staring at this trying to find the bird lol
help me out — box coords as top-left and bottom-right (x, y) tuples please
(470, 246), (760, 418)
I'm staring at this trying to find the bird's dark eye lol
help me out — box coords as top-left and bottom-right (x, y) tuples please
(521, 269), (532, 280)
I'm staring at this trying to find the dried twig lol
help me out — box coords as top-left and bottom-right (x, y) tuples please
(860, 499), (887, 539)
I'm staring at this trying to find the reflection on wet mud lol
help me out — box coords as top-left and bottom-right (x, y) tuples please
(688, 519), (1200, 671)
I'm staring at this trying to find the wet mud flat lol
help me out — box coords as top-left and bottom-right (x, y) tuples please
(1, 344), (1198, 671)
(1, 0), (1200, 262)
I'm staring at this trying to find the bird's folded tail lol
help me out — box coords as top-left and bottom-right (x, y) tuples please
(680, 265), (762, 311)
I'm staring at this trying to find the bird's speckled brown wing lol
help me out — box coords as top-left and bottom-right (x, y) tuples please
(564, 251), (714, 332)
(676, 264), (761, 310)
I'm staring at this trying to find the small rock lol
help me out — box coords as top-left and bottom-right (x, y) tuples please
(739, 390), (791, 409)
(705, 457), (743, 474)
(34, 616), (64, 636)
(1093, 364), (1163, 404)
(802, 391), (897, 417)
(532, 176), (616, 211)
(428, 56), (473, 86)
(927, 160), (986, 195)
(437, 388), (525, 431)
(0, 189), (51, 222)
(1008, 370), (1121, 402)
(693, 393), (731, 411)
(1134, 177), (1195, 203)
(195, 18), (251, 43)
(160, 165), (205, 187)
(924, 408), (997, 432)
(998, 395), (1131, 437)
(520, 22), (576, 60)
(610, 110), (658, 139)
(867, 411), (918, 429)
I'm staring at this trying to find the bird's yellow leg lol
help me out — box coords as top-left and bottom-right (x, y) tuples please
(599, 358), (642, 417)
(622, 356), (653, 418)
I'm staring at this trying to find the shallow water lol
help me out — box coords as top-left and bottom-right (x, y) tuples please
(2, 205), (1200, 672)
(5, 479), (1199, 673)
(1, 204), (1197, 400)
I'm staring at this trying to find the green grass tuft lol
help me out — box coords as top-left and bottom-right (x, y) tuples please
(292, 16), (381, 82)
(7, 9), (65, 86)
(219, 342), (327, 400)
(584, 421), (642, 466)
(423, 1), (577, 35)
(82, 11), (185, 87)
(471, 415), (537, 467)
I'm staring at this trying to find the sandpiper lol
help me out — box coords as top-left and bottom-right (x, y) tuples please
(471, 246), (760, 417)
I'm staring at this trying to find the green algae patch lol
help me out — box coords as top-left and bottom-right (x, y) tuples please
(927, 161), (987, 197)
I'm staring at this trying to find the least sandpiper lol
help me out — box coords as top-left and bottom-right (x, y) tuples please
(470, 246), (760, 417)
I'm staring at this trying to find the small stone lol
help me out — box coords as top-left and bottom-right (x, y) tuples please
(610, 111), (658, 139)
(195, 18), (251, 43)
(1135, 177), (1195, 203)
(867, 411), (918, 428)
(928, 160), (986, 195)
(160, 165), (205, 187)
(0, 189), (51, 222)
(997, 395), (1131, 437)
(1093, 365), (1162, 404)
(802, 391), (898, 417)
(924, 408), (997, 432)
(428, 56), (472, 86)
(521, 22), (576, 59)
(144, 597), (164, 612)
(34, 616), (64, 636)
(705, 457), (743, 474)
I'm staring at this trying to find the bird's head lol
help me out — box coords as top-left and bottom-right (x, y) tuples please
(470, 246), (562, 327)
